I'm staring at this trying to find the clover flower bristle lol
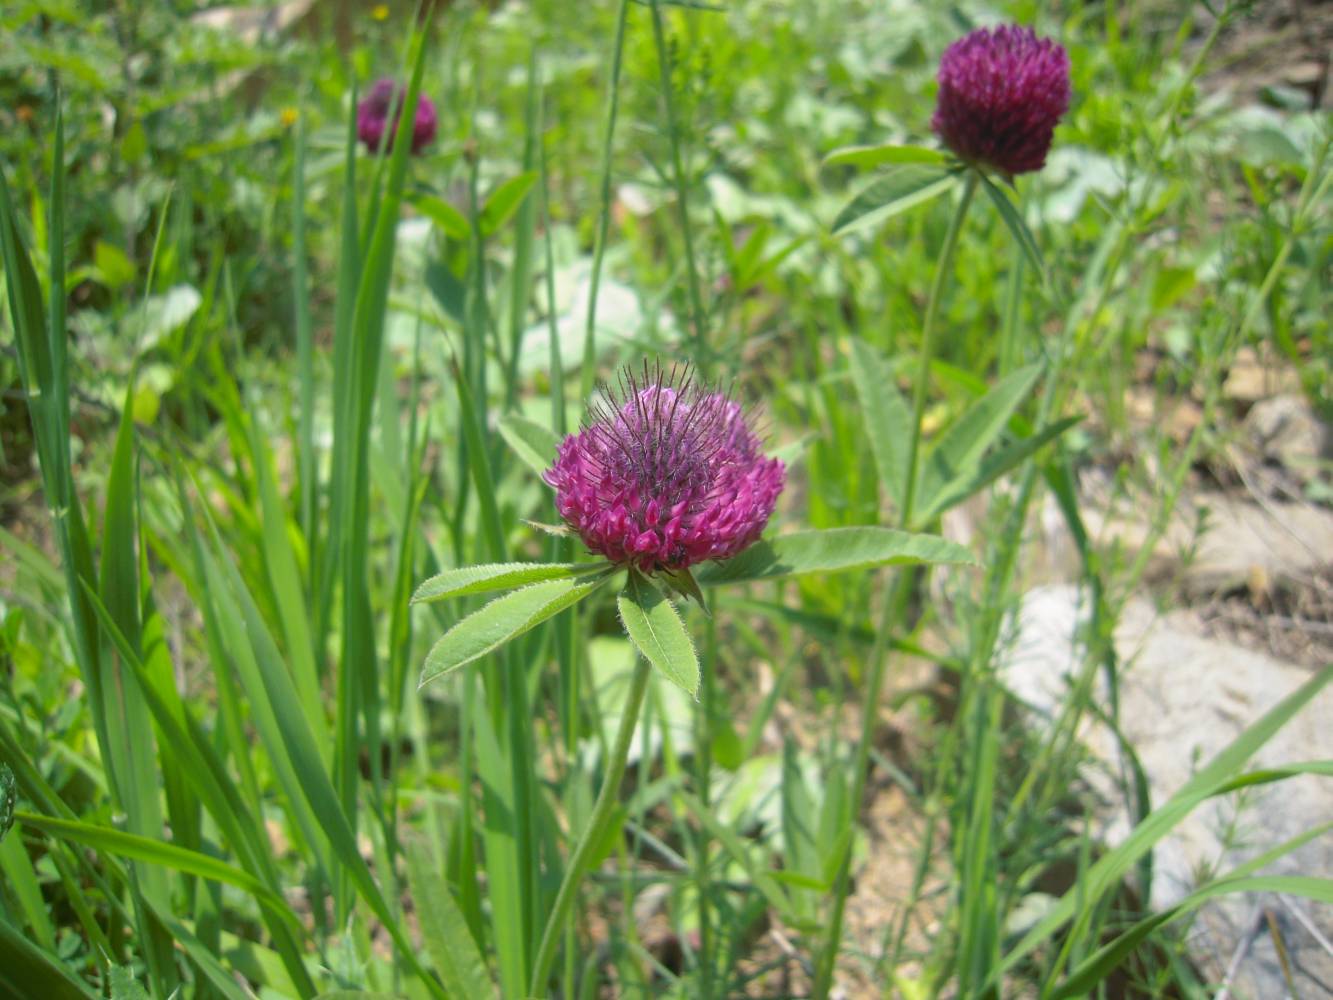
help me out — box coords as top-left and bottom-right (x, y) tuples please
(356, 78), (437, 156)
(544, 362), (785, 572)
(931, 25), (1071, 176)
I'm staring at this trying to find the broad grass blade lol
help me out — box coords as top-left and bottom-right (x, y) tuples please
(406, 842), (497, 999)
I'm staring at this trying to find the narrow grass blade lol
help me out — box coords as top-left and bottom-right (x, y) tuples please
(77, 575), (319, 995)
(138, 906), (255, 1000)
(246, 413), (325, 752)
(1051, 869), (1333, 999)
(994, 663), (1333, 986)
(504, 51), (540, 408)
(333, 17), (434, 898)
(99, 374), (177, 991)
(200, 530), (446, 995)
(17, 813), (298, 931)
(0, 830), (56, 948)
(291, 108), (317, 570)
(472, 700), (528, 1000)
(453, 360), (507, 560)
(0, 921), (95, 1000)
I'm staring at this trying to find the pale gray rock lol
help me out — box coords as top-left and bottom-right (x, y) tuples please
(1244, 393), (1330, 490)
(1003, 584), (1332, 997)
(1081, 492), (1333, 597)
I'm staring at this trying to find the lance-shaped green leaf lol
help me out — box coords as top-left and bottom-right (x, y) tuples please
(405, 843), (496, 1000)
(914, 363), (1043, 509)
(832, 165), (959, 235)
(981, 173), (1046, 284)
(480, 172), (537, 236)
(849, 337), (912, 507)
(498, 413), (564, 478)
(915, 416), (1081, 524)
(618, 571), (700, 696)
(412, 193), (470, 241)
(824, 143), (950, 169)
(412, 562), (608, 605)
(694, 527), (975, 587)
(421, 575), (610, 686)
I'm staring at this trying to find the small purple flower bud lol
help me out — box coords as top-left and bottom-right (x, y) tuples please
(544, 363), (785, 573)
(356, 78), (438, 156)
(931, 25), (1071, 176)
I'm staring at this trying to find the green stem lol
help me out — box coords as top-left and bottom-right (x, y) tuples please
(900, 170), (978, 530)
(649, 0), (709, 370)
(814, 169), (979, 998)
(692, 596), (718, 997)
(530, 656), (652, 996)
(579, 0), (633, 405)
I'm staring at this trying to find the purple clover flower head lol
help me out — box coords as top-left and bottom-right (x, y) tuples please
(931, 25), (1071, 176)
(356, 78), (438, 156)
(544, 363), (785, 573)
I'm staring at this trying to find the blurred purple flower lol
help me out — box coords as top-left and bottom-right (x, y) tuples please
(931, 25), (1070, 176)
(356, 78), (437, 155)
(545, 363), (785, 572)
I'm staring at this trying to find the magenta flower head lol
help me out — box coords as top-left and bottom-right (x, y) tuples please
(931, 25), (1070, 176)
(544, 363), (785, 573)
(356, 78), (438, 155)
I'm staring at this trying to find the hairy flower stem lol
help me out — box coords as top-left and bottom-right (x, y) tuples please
(814, 171), (979, 997)
(531, 656), (652, 996)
